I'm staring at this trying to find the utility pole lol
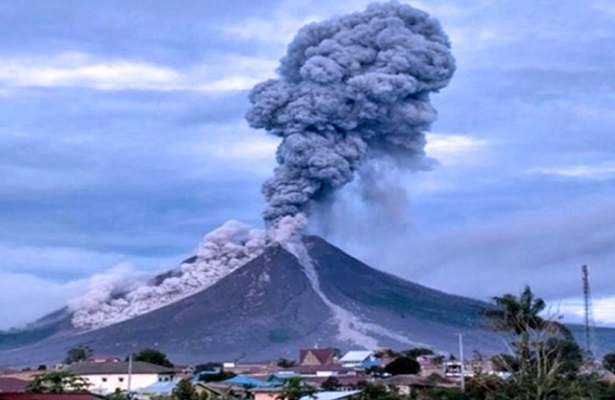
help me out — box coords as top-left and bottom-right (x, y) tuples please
(127, 353), (133, 392)
(457, 333), (465, 392)
(582, 265), (596, 356)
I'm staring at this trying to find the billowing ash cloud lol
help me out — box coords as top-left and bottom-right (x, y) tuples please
(246, 1), (455, 224)
(70, 216), (305, 329)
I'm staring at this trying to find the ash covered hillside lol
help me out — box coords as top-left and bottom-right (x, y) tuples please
(0, 234), (503, 367)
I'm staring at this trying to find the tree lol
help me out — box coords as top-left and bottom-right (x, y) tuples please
(321, 376), (340, 391)
(374, 349), (401, 359)
(196, 367), (236, 383)
(603, 350), (615, 373)
(481, 286), (585, 400)
(276, 377), (316, 400)
(63, 345), (93, 364)
(402, 347), (434, 359)
(27, 371), (91, 393)
(358, 383), (400, 400)
(173, 379), (199, 400)
(132, 348), (173, 367)
(384, 356), (420, 375)
(277, 358), (296, 368)
(480, 285), (571, 338)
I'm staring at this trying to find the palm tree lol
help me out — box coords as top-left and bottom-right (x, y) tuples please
(481, 286), (582, 400)
(276, 377), (316, 400)
(481, 285), (571, 338)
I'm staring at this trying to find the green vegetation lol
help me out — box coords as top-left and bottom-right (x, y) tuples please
(384, 357), (421, 376)
(63, 344), (93, 364)
(276, 357), (296, 368)
(276, 377), (316, 400)
(603, 350), (615, 373)
(364, 287), (615, 400)
(131, 347), (174, 367)
(27, 370), (91, 393)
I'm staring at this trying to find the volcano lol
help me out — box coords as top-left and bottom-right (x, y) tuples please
(0, 235), (512, 367)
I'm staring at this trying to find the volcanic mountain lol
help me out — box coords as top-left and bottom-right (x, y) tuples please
(0, 235), (512, 367)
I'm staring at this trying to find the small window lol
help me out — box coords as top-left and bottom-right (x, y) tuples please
(118, 377), (124, 382)
(102, 378), (107, 382)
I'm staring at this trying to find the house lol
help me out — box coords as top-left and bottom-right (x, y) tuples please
(223, 376), (272, 388)
(416, 355), (445, 378)
(86, 356), (121, 363)
(136, 380), (178, 397)
(194, 382), (235, 399)
(222, 363), (278, 376)
(378, 374), (456, 396)
(299, 349), (337, 366)
(64, 361), (175, 394)
(301, 376), (366, 390)
(251, 389), (361, 400)
(338, 351), (378, 369)
(284, 364), (355, 377)
(274, 364), (366, 391)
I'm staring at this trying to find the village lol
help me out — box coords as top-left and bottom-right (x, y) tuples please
(0, 345), (509, 400)
(2, 343), (615, 400)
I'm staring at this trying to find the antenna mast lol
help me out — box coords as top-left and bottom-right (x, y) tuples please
(582, 265), (595, 356)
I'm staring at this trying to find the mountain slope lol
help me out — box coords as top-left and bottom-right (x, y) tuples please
(2, 236), (610, 368)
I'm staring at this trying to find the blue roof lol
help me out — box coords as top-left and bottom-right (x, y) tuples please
(302, 391), (362, 400)
(137, 380), (178, 394)
(224, 376), (272, 387)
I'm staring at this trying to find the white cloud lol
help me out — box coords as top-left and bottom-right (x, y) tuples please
(195, 76), (265, 92)
(172, 121), (278, 176)
(0, 272), (82, 330)
(558, 297), (615, 326)
(0, 262), (151, 330)
(0, 52), (277, 92)
(0, 53), (179, 90)
(425, 133), (487, 166)
(527, 162), (615, 179)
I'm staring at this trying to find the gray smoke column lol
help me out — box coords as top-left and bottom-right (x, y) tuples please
(246, 1), (455, 225)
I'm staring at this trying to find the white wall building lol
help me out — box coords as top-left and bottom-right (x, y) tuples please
(65, 360), (175, 394)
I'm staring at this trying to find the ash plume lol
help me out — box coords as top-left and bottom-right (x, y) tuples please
(246, 1), (455, 225)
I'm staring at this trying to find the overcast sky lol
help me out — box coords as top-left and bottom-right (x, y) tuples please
(1, 0), (614, 331)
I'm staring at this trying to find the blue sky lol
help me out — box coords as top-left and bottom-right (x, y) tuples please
(1, 0), (614, 330)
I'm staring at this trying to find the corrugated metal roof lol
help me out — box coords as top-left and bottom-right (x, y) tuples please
(301, 390), (362, 400)
(137, 380), (177, 394)
(223, 376), (271, 387)
(339, 351), (373, 363)
(64, 361), (174, 375)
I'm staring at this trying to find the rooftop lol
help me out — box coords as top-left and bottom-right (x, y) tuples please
(64, 361), (174, 375)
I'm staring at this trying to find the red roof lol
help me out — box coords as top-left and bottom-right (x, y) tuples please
(0, 394), (105, 400)
(298, 348), (336, 366)
(0, 378), (28, 393)
(303, 376), (367, 387)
